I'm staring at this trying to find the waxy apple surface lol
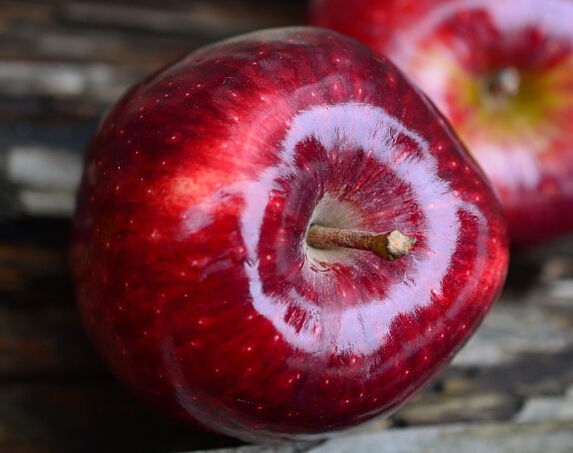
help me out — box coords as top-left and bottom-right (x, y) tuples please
(309, 0), (573, 248)
(70, 27), (508, 442)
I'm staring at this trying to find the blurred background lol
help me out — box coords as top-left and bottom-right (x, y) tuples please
(0, 1), (572, 453)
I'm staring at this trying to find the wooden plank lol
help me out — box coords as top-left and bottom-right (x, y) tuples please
(0, 219), (99, 378)
(303, 420), (573, 453)
(0, 381), (243, 453)
(60, 2), (282, 39)
(0, 220), (71, 300)
(0, 60), (137, 103)
(516, 386), (573, 423)
(0, 304), (103, 377)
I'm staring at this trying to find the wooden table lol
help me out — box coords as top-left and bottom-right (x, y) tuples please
(1, 2), (572, 452)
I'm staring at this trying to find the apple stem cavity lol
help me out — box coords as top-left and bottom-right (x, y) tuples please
(306, 224), (416, 261)
(482, 67), (521, 107)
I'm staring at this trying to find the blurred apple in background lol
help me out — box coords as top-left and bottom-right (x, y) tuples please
(309, 0), (573, 248)
(70, 27), (508, 442)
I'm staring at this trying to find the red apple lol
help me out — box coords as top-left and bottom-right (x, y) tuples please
(309, 0), (573, 248)
(69, 27), (509, 442)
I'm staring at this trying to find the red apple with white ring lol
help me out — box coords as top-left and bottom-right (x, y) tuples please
(70, 27), (509, 442)
(309, 0), (573, 248)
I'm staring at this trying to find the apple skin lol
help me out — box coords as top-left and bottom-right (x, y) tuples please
(70, 27), (509, 442)
(309, 0), (573, 249)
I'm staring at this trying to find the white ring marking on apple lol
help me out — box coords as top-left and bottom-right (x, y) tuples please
(238, 102), (478, 355)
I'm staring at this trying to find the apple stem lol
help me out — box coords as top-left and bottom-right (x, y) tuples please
(306, 224), (416, 261)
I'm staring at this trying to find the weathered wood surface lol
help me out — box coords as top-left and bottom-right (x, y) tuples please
(1, 1), (572, 453)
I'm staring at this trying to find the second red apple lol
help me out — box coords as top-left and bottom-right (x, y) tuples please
(309, 0), (573, 248)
